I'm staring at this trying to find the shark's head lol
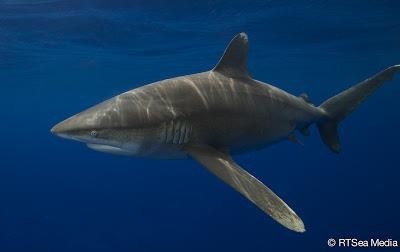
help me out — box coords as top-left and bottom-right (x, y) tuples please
(51, 97), (125, 147)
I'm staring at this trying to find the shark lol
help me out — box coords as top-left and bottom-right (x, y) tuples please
(51, 33), (399, 232)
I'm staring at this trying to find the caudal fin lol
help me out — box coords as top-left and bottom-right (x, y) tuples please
(318, 65), (400, 153)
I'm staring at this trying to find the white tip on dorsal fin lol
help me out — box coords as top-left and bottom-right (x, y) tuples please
(213, 32), (251, 79)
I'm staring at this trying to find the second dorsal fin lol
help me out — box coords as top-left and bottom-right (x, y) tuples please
(213, 33), (251, 79)
(299, 93), (313, 104)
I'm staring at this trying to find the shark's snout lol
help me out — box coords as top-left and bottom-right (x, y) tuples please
(50, 109), (94, 137)
(50, 116), (79, 138)
(50, 122), (62, 135)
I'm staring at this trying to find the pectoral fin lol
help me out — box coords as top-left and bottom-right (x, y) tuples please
(184, 144), (305, 232)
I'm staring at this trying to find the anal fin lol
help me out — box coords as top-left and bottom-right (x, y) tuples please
(288, 134), (304, 145)
(299, 125), (311, 136)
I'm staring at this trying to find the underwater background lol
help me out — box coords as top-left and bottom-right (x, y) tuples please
(1, 0), (399, 251)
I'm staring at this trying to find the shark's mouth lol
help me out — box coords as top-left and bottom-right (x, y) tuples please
(86, 144), (134, 156)
(54, 133), (80, 141)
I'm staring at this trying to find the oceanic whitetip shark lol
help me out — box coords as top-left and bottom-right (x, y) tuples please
(51, 33), (399, 232)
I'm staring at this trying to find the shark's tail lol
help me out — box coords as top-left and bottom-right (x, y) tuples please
(317, 65), (400, 153)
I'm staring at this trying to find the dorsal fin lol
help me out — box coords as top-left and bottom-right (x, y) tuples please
(213, 32), (251, 79)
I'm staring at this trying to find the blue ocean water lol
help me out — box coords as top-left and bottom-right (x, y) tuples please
(1, 0), (400, 251)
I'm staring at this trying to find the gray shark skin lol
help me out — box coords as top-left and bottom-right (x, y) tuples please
(51, 33), (400, 233)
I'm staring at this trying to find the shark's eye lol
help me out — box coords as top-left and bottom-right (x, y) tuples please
(90, 130), (98, 137)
